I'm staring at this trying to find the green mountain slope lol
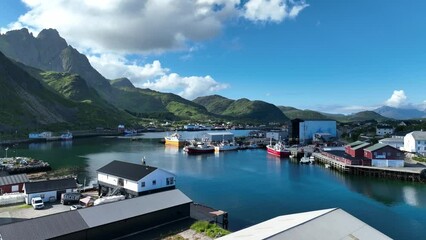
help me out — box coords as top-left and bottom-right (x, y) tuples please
(0, 51), (127, 130)
(278, 106), (328, 120)
(194, 95), (288, 123)
(345, 111), (389, 122)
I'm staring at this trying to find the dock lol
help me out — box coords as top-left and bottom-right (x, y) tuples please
(312, 152), (426, 182)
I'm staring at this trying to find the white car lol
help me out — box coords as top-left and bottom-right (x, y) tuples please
(31, 197), (44, 210)
(70, 205), (83, 211)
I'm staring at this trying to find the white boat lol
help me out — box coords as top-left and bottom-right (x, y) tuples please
(300, 154), (314, 164)
(94, 195), (125, 206)
(60, 131), (73, 140)
(214, 141), (239, 152)
(325, 164), (331, 168)
(184, 141), (215, 154)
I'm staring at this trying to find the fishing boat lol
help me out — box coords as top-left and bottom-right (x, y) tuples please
(266, 140), (290, 158)
(214, 141), (239, 152)
(164, 132), (185, 147)
(184, 142), (214, 154)
(60, 131), (73, 141)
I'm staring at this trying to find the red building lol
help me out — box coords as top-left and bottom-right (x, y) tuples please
(363, 143), (405, 167)
(345, 141), (371, 158)
(0, 174), (29, 194)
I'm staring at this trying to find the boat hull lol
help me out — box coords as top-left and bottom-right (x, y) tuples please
(185, 147), (214, 154)
(267, 146), (290, 158)
(165, 139), (184, 147)
(214, 146), (239, 152)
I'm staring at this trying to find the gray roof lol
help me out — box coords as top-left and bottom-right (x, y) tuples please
(409, 131), (426, 140)
(352, 142), (371, 150)
(0, 211), (88, 240)
(0, 189), (192, 240)
(24, 178), (77, 194)
(0, 174), (29, 186)
(363, 143), (401, 152)
(345, 141), (365, 147)
(78, 189), (192, 228)
(379, 138), (404, 143)
(218, 208), (390, 240)
(97, 160), (157, 181)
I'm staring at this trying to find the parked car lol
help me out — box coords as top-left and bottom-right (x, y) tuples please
(70, 204), (83, 211)
(31, 197), (44, 210)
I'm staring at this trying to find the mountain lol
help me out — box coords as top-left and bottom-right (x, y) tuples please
(344, 111), (389, 122)
(278, 106), (328, 120)
(0, 28), (214, 121)
(0, 51), (126, 130)
(194, 95), (289, 123)
(374, 106), (426, 120)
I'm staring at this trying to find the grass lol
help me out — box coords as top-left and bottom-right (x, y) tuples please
(413, 156), (426, 163)
(190, 221), (230, 239)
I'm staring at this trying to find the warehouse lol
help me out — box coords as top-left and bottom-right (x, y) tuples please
(0, 189), (192, 240)
(206, 132), (234, 143)
(23, 178), (78, 204)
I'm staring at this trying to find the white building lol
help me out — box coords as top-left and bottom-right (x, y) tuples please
(376, 126), (394, 136)
(297, 120), (337, 144)
(28, 131), (52, 139)
(379, 136), (404, 150)
(266, 130), (288, 141)
(218, 208), (390, 240)
(97, 160), (176, 197)
(206, 132), (234, 142)
(23, 178), (78, 204)
(404, 131), (426, 156)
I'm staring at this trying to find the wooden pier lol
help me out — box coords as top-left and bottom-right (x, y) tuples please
(312, 152), (426, 182)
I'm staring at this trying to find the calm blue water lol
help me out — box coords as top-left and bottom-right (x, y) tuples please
(6, 132), (426, 239)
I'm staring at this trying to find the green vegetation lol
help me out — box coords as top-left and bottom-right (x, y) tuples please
(190, 221), (230, 238)
(278, 106), (328, 120)
(413, 156), (426, 163)
(194, 95), (288, 123)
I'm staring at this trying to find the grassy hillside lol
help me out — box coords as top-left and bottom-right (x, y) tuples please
(0, 51), (129, 131)
(194, 95), (288, 123)
(278, 106), (329, 120)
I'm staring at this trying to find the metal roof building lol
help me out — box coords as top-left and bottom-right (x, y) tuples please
(0, 189), (192, 240)
(218, 208), (390, 240)
(97, 160), (157, 181)
(24, 178), (77, 194)
(0, 174), (29, 186)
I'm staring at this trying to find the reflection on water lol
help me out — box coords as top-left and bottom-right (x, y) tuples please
(28, 142), (54, 150)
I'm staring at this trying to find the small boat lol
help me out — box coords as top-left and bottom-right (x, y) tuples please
(266, 140), (290, 158)
(214, 141), (239, 152)
(164, 132), (185, 147)
(184, 142), (214, 154)
(325, 164), (331, 168)
(300, 153), (314, 164)
(60, 131), (73, 141)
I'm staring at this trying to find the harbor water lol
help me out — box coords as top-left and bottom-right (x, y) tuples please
(4, 131), (426, 240)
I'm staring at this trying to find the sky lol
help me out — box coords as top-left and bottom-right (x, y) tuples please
(1, 0), (426, 114)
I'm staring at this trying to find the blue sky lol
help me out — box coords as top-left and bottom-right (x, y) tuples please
(1, 0), (425, 114)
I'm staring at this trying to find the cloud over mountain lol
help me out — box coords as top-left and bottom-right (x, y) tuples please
(385, 90), (407, 108)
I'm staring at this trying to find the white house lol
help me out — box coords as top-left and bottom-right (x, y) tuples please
(97, 160), (176, 198)
(266, 130), (288, 141)
(376, 126), (394, 136)
(28, 131), (52, 139)
(404, 131), (426, 156)
(23, 178), (78, 204)
(379, 136), (404, 150)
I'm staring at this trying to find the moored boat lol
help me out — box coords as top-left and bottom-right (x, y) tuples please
(266, 141), (290, 158)
(164, 132), (185, 147)
(184, 142), (214, 154)
(60, 131), (73, 141)
(214, 141), (239, 152)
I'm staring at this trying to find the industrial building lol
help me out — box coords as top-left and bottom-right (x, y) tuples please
(23, 178), (78, 204)
(291, 119), (337, 144)
(0, 189), (192, 240)
(206, 132), (234, 143)
(266, 130), (288, 141)
(0, 174), (28, 194)
(218, 208), (390, 240)
(363, 143), (405, 167)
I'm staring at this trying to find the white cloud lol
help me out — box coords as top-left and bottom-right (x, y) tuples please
(88, 54), (228, 99)
(244, 0), (309, 22)
(385, 90), (407, 108)
(311, 104), (378, 115)
(3, 0), (308, 54)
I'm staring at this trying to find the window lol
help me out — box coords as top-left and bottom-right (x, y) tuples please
(418, 141), (421, 144)
(152, 180), (156, 185)
(141, 182), (145, 187)
(166, 177), (174, 185)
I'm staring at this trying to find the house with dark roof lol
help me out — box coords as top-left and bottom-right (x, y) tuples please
(0, 174), (29, 194)
(345, 141), (371, 158)
(23, 178), (78, 204)
(363, 143), (405, 167)
(97, 160), (176, 198)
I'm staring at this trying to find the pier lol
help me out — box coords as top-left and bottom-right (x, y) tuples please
(312, 152), (426, 182)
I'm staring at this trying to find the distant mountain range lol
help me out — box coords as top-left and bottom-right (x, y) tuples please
(374, 106), (426, 120)
(0, 28), (423, 130)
